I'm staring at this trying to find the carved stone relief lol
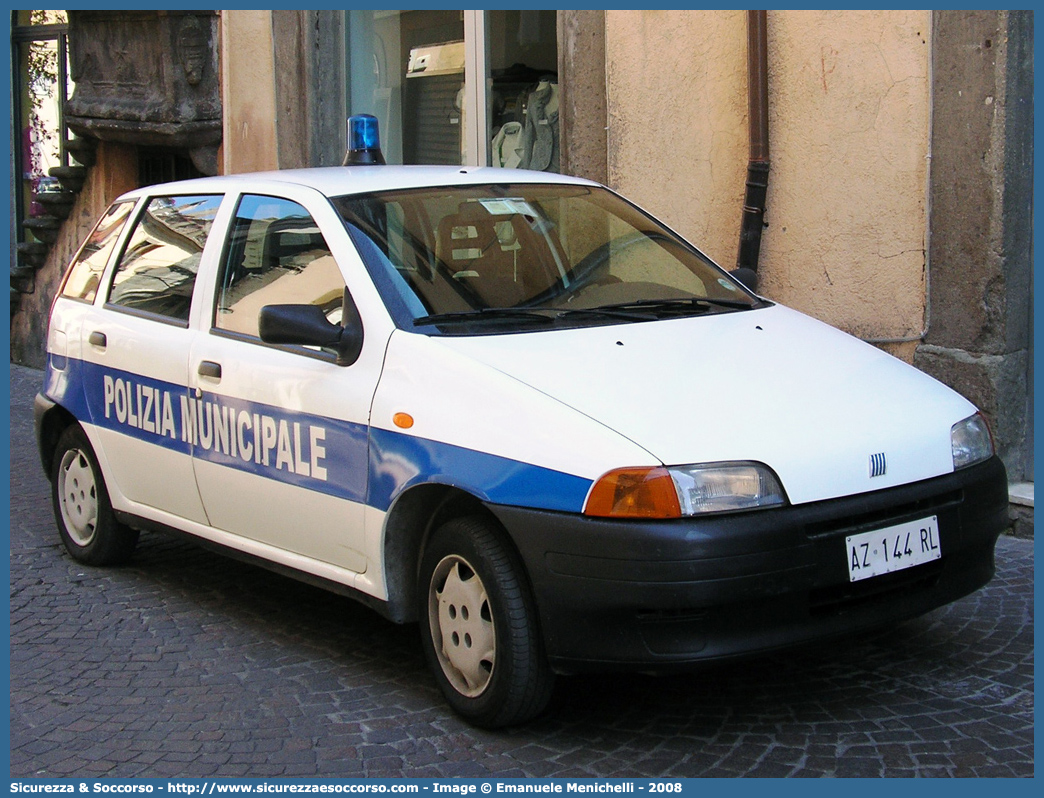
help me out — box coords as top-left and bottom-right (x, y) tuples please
(65, 11), (221, 156)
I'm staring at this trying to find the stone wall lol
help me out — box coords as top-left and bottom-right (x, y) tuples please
(914, 10), (1034, 484)
(220, 11), (278, 174)
(557, 10), (607, 184)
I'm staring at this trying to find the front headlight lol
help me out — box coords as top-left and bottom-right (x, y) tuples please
(584, 461), (787, 518)
(951, 412), (994, 470)
(669, 462), (787, 514)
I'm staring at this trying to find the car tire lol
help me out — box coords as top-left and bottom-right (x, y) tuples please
(51, 424), (139, 565)
(419, 515), (554, 728)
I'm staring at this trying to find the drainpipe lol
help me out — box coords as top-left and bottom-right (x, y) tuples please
(735, 10), (769, 290)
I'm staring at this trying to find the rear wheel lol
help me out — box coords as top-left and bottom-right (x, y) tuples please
(419, 515), (554, 728)
(51, 424), (139, 565)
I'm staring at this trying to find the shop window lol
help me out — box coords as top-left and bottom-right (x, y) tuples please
(487, 11), (559, 172)
(346, 10), (558, 171)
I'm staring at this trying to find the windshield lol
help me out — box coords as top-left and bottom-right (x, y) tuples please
(333, 183), (761, 335)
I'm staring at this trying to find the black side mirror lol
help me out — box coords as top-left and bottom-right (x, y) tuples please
(258, 290), (364, 367)
(729, 267), (759, 293)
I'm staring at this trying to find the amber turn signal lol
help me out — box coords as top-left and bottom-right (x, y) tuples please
(584, 467), (681, 519)
(393, 412), (414, 429)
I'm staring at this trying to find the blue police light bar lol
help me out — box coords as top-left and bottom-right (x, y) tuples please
(342, 114), (386, 166)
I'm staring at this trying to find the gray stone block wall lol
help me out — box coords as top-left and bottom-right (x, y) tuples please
(915, 11), (1034, 524)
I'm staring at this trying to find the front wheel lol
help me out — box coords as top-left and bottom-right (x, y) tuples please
(51, 424), (139, 565)
(419, 515), (554, 728)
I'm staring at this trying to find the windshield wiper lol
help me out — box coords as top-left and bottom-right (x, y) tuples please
(557, 297), (755, 319)
(553, 305), (660, 321)
(413, 307), (555, 326)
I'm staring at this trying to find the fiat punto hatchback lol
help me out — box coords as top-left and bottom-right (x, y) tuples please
(36, 128), (1008, 727)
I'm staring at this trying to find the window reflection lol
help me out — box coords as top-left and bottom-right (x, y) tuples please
(108, 195), (221, 321)
(216, 196), (346, 339)
(61, 201), (134, 303)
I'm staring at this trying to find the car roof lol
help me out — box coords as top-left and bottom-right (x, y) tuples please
(117, 165), (601, 201)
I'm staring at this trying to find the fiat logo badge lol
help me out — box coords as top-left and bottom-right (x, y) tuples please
(869, 452), (887, 478)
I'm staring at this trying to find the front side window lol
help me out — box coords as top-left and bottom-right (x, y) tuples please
(107, 195), (221, 322)
(334, 183), (761, 335)
(215, 195), (346, 340)
(60, 201), (134, 303)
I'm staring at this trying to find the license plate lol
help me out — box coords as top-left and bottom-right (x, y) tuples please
(846, 516), (941, 582)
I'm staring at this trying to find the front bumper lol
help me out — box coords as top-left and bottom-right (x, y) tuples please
(488, 456), (1008, 672)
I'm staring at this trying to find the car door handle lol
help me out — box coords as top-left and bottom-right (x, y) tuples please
(88, 331), (106, 349)
(197, 361), (222, 380)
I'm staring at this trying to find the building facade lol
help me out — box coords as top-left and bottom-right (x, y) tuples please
(9, 9), (1033, 520)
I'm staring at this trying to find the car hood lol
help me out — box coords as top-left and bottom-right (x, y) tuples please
(438, 304), (977, 505)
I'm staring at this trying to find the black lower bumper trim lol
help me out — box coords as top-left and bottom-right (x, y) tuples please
(487, 457), (1008, 672)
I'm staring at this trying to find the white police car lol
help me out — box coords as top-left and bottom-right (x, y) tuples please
(36, 117), (1008, 728)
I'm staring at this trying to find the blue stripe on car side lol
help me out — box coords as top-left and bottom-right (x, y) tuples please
(44, 357), (593, 514)
(45, 355), (95, 432)
(367, 427), (593, 513)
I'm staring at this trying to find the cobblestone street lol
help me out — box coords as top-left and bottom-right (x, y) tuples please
(9, 364), (1034, 778)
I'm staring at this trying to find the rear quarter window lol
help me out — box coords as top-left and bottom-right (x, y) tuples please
(60, 201), (135, 303)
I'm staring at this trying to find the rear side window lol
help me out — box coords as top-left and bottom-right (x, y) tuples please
(214, 195), (346, 339)
(107, 195), (222, 323)
(60, 201), (135, 303)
